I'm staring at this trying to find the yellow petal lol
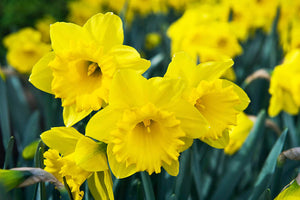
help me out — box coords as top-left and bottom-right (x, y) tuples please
(148, 77), (186, 108)
(74, 137), (108, 172)
(282, 89), (299, 115)
(63, 104), (92, 127)
(86, 106), (123, 143)
(165, 52), (234, 87)
(29, 52), (55, 94)
(275, 180), (300, 200)
(165, 52), (197, 86)
(162, 159), (179, 176)
(107, 45), (150, 73)
(109, 70), (149, 108)
(107, 144), (137, 179)
(221, 80), (250, 111)
(83, 12), (123, 53)
(178, 137), (194, 152)
(167, 99), (209, 139)
(196, 59), (234, 83)
(40, 127), (84, 155)
(201, 130), (230, 149)
(50, 22), (91, 57)
(88, 171), (114, 200)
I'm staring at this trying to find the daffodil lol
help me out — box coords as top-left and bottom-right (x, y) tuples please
(86, 69), (209, 178)
(3, 28), (51, 73)
(268, 49), (300, 117)
(164, 52), (250, 148)
(167, 3), (242, 62)
(29, 12), (150, 127)
(67, 0), (106, 26)
(224, 113), (254, 155)
(35, 16), (55, 43)
(41, 127), (113, 200)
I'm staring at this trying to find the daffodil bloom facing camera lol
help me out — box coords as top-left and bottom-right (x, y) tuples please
(86, 70), (209, 178)
(41, 127), (113, 200)
(164, 52), (250, 148)
(3, 28), (51, 74)
(29, 13), (150, 127)
(268, 49), (300, 117)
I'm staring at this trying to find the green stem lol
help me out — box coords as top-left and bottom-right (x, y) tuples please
(3, 136), (14, 169)
(141, 172), (155, 200)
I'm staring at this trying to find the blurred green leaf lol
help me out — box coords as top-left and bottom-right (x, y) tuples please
(211, 110), (267, 200)
(0, 78), (11, 149)
(249, 129), (287, 200)
(0, 169), (30, 191)
(257, 188), (271, 200)
(6, 77), (30, 136)
(141, 171), (155, 200)
(22, 140), (39, 160)
(175, 148), (192, 200)
(3, 136), (14, 169)
(23, 111), (40, 147)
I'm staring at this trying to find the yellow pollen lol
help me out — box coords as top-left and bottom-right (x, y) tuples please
(87, 62), (99, 76)
(143, 119), (152, 133)
(195, 98), (206, 110)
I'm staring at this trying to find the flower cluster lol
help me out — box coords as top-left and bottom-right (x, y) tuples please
(28, 13), (249, 199)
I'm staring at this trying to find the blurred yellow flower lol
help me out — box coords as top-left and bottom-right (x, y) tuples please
(164, 52), (250, 148)
(42, 127), (113, 200)
(108, 0), (166, 22)
(275, 180), (300, 200)
(145, 32), (161, 50)
(229, 0), (279, 35)
(3, 28), (51, 73)
(268, 49), (300, 117)
(86, 70), (209, 178)
(67, 0), (106, 26)
(277, 0), (300, 52)
(35, 16), (55, 43)
(29, 13), (150, 127)
(167, 4), (242, 62)
(224, 113), (254, 155)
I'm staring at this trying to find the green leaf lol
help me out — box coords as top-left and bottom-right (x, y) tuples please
(249, 129), (288, 200)
(0, 78), (11, 149)
(3, 136), (14, 169)
(258, 189), (271, 200)
(175, 149), (192, 200)
(0, 169), (30, 191)
(23, 111), (40, 146)
(211, 110), (267, 200)
(141, 171), (155, 200)
(22, 140), (40, 160)
(87, 171), (114, 200)
(6, 77), (31, 135)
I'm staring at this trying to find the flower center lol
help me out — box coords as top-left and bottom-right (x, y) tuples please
(137, 119), (153, 133)
(87, 61), (102, 77)
(111, 103), (185, 174)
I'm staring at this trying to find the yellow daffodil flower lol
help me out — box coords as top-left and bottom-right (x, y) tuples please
(275, 180), (300, 200)
(35, 16), (55, 43)
(3, 28), (51, 73)
(167, 4), (242, 62)
(224, 113), (254, 155)
(67, 0), (106, 26)
(41, 127), (113, 200)
(86, 70), (209, 178)
(268, 49), (300, 116)
(29, 12), (150, 127)
(164, 52), (250, 148)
